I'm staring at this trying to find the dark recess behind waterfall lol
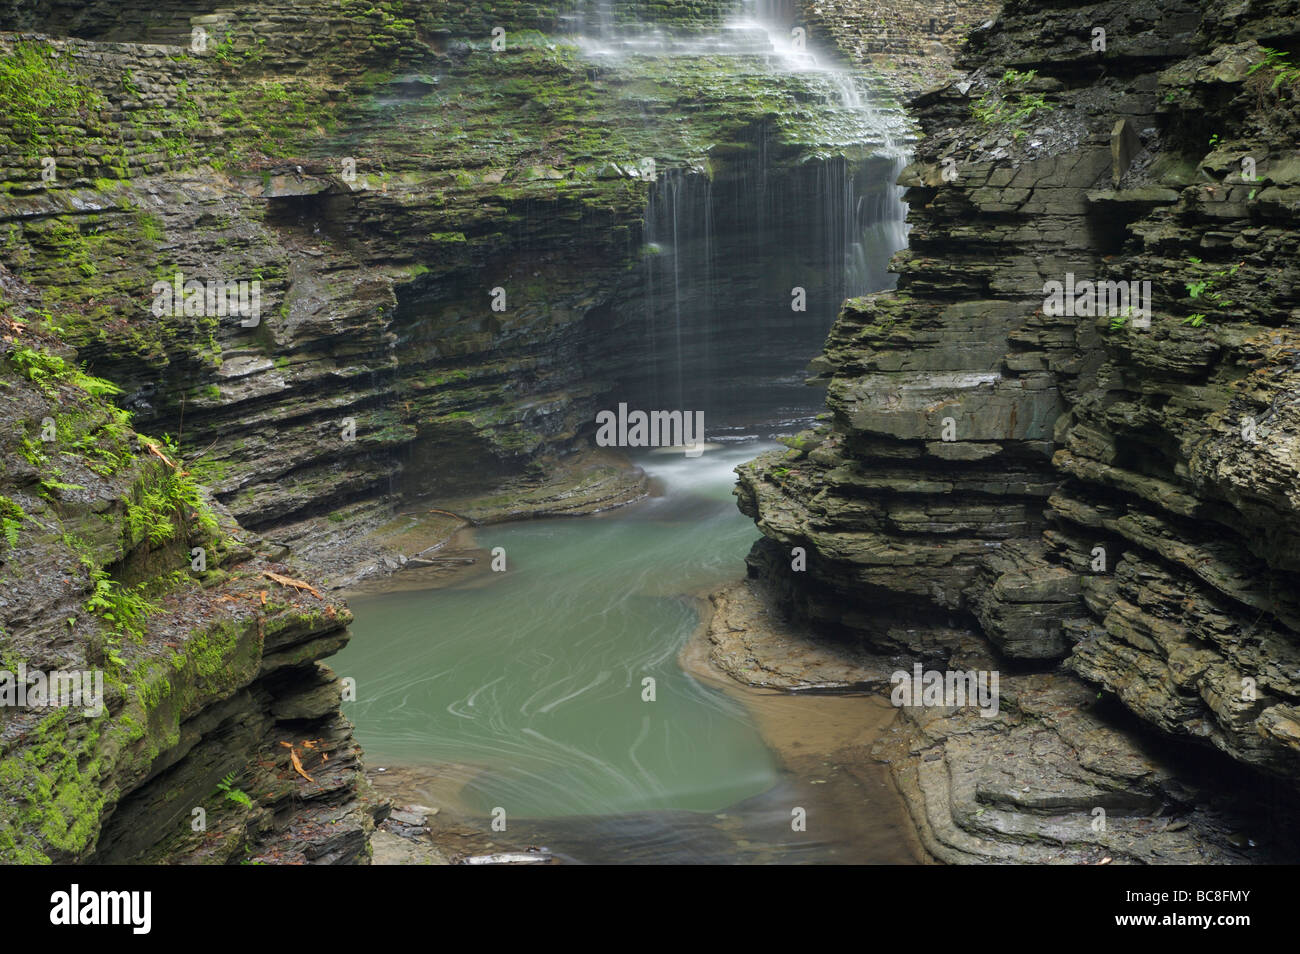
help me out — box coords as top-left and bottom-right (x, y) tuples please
(625, 142), (904, 433)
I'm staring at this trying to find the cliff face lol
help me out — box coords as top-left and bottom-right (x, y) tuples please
(799, 0), (999, 96)
(0, 268), (376, 863)
(9, 0), (1296, 866)
(1, 0), (910, 585)
(737, 0), (1300, 859)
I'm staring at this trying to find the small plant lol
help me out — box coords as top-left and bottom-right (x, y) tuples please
(215, 771), (255, 808)
(5, 346), (123, 399)
(1179, 258), (1243, 328)
(1247, 47), (1300, 91)
(211, 32), (240, 65)
(971, 69), (1054, 138)
(83, 560), (155, 642)
(0, 497), (27, 549)
(0, 41), (108, 157)
(126, 482), (177, 545)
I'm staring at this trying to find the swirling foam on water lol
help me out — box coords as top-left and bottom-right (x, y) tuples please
(336, 443), (783, 819)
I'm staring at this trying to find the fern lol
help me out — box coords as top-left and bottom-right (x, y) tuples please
(0, 496), (26, 550)
(971, 69), (1054, 135)
(5, 345), (122, 399)
(1179, 260), (1243, 329)
(215, 771), (255, 808)
(83, 561), (155, 641)
(1248, 47), (1300, 91)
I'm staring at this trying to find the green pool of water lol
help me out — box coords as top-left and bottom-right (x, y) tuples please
(334, 444), (782, 818)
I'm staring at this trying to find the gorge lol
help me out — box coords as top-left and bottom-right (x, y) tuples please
(1, 0), (1299, 872)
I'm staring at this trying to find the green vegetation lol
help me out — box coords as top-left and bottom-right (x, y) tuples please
(4, 343), (138, 479)
(122, 442), (221, 545)
(6, 345), (123, 400)
(972, 69), (1054, 138)
(83, 560), (154, 649)
(1247, 47), (1300, 91)
(211, 31), (268, 68)
(777, 430), (823, 460)
(209, 74), (337, 161)
(1181, 257), (1242, 327)
(138, 214), (165, 243)
(0, 41), (108, 158)
(0, 320), (278, 862)
(215, 771), (255, 808)
(2, 337), (219, 649)
(0, 496), (28, 550)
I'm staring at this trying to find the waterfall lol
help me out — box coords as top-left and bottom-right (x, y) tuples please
(574, 2), (911, 432)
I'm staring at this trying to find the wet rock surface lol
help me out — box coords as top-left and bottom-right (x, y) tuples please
(708, 581), (1293, 863)
(1, 0), (910, 588)
(735, 0), (1300, 861)
(0, 274), (380, 863)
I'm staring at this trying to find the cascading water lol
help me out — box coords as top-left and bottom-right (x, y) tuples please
(617, 1), (911, 432)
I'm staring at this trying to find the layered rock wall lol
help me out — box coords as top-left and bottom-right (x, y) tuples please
(2, 0), (905, 579)
(737, 0), (1300, 855)
(800, 0), (1000, 95)
(0, 270), (378, 863)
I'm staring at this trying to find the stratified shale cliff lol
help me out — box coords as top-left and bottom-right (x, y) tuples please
(737, 0), (1300, 862)
(0, 269), (377, 863)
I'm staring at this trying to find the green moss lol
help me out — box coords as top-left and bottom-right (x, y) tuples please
(0, 40), (109, 159)
(138, 213), (165, 243)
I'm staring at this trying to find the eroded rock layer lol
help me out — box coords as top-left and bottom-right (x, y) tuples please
(737, 0), (1300, 858)
(0, 271), (379, 863)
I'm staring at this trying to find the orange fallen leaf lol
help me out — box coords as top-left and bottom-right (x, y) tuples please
(262, 570), (323, 599)
(289, 746), (314, 782)
(140, 440), (179, 470)
(259, 590), (268, 606)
